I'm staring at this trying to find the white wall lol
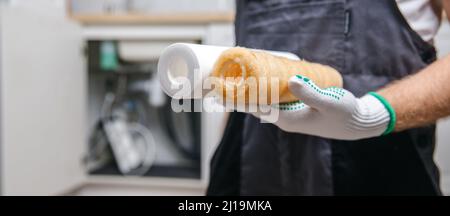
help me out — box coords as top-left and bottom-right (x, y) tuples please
(5, 0), (66, 17)
(434, 19), (450, 195)
(70, 0), (235, 14)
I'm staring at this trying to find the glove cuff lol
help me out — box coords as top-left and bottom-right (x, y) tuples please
(367, 92), (396, 135)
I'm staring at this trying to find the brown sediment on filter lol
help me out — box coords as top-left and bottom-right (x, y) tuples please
(210, 47), (343, 104)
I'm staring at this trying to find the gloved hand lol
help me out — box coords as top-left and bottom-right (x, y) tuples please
(250, 75), (396, 140)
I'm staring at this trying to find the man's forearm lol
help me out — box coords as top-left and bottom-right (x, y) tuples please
(377, 54), (450, 131)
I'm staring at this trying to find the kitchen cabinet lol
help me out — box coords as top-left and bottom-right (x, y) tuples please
(0, 5), (233, 195)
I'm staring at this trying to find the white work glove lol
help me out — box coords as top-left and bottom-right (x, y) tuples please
(250, 75), (396, 140)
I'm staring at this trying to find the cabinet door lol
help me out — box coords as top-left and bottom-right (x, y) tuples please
(0, 6), (86, 195)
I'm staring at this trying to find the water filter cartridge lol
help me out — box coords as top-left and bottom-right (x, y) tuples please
(157, 43), (300, 99)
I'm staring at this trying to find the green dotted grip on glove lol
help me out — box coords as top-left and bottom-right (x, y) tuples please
(368, 92), (396, 135)
(296, 75), (345, 100)
(276, 75), (346, 111)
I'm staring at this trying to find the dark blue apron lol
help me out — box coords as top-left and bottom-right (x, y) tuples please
(207, 0), (441, 195)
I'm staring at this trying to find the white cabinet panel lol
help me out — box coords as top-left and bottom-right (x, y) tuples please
(435, 20), (450, 195)
(0, 6), (86, 195)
